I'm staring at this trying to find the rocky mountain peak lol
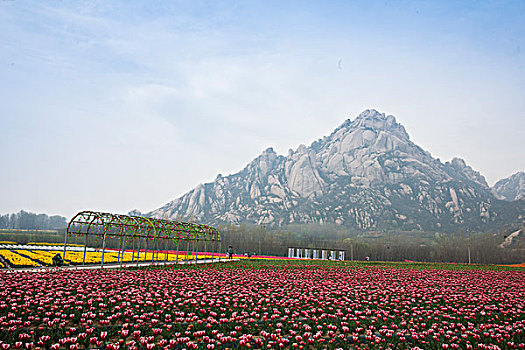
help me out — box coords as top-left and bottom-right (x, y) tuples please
(492, 171), (525, 201)
(447, 157), (489, 188)
(149, 109), (524, 231)
(355, 109), (408, 138)
(127, 209), (142, 217)
(332, 109), (410, 142)
(246, 147), (279, 177)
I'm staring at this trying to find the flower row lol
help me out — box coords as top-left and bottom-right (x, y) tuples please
(0, 248), (228, 268)
(0, 249), (40, 267)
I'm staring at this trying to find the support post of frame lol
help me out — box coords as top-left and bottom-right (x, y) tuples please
(131, 239), (135, 263)
(120, 237), (127, 268)
(151, 239), (155, 263)
(117, 236), (123, 263)
(164, 240), (168, 265)
(62, 229), (68, 265)
(175, 239), (180, 265)
(193, 239), (197, 264)
(136, 238), (141, 267)
(82, 233), (88, 266)
(101, 230), (107, 268)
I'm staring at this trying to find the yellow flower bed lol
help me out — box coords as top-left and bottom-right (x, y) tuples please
(68, 251), (101, 264)
(0, 248), (219, 267)
(0, 241), (17, 244)
(60, 250), (186, 264)
(0, 260), (4, 268)
(0, 250), (40, 267)
(16, 250), (57, 265)
(15, 250), (75, 266)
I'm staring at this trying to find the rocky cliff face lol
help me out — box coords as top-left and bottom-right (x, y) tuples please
(492, 171), (525, 201)
(150, 109), (524, 231)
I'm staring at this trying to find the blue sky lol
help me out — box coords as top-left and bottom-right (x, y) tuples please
(1, 0), (524, 218)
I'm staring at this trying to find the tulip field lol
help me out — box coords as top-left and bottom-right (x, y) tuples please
(1, 260), (524, 350)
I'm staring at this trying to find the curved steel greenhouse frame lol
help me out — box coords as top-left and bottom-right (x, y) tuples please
(64, 210), (221, 267)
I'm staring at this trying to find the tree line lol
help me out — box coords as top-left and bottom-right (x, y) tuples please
(218, 224), (525, 265)
(0, 210), (67, 230)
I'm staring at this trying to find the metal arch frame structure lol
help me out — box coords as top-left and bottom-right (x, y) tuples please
(64, 211), (221, 267)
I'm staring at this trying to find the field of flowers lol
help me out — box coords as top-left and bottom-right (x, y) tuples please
(0, 243), (286, 269)
(0, 260), (524, 350)
(0, 249), (216, 268)
(0, 249), (41, 268)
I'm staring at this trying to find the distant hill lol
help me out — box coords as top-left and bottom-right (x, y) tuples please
(0, 210), (67, 230)
(150, 109), (524, 232)
(492, 171), (525, 201)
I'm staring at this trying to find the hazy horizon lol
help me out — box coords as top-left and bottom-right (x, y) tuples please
(1, 1), (524, 218)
